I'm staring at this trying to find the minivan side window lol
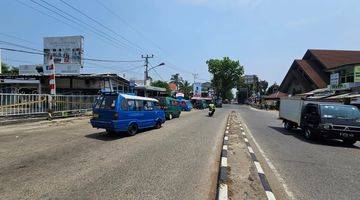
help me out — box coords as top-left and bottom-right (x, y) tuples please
(135, 100), (144, 111)
(121, 99), (128, 111)
(127, 99), (136, 111)
(144, 101), (154, 111)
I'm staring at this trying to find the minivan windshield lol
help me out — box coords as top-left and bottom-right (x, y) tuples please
(320, 105), (360, 120)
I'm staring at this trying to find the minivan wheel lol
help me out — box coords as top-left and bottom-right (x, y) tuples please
(155, 121), (162, 129)
(168, 114), (173, 120)
(343, 139), (357, 146)
(127, 124), (138, 136)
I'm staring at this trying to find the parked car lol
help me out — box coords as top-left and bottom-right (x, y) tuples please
(193, 99), (208, 109)
(177, 99), (193, 111)
(279, 98), (360, 145)
(90, 93), (165, 136)
(156, 97), (181, 120)
(215, 99), (223, 108)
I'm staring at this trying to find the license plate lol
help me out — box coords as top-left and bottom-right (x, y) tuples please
(340, 132), (354, 137)
(93, 113), (99, 118)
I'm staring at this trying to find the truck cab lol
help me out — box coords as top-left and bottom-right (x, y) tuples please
(300, 103), (360, 145)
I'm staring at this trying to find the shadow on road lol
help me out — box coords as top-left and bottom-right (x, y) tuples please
(268, 126), (360, 149)
(85, 132), (129, 141)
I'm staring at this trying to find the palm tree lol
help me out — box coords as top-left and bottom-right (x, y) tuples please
(179, 80), (192, 99)
(170, 73), (183, 90)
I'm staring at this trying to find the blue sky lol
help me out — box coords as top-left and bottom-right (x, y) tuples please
(1, 0), (360, 85)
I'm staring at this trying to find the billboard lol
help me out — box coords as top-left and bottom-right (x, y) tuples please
(19, 65), (43, 75)
(19, 64), (80, 75)
(193, 82), (202, 97)
(43, 36), (83, 74)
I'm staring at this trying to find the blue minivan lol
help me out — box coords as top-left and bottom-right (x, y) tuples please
(90, 93), (166, 136)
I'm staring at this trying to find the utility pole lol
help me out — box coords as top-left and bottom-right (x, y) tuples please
(142, 54), (154, 86)
(192, 73), (198, 97)
(142, 54), (153, 97)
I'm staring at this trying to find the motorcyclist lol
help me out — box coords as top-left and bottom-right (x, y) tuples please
(209, 102), (216, 116)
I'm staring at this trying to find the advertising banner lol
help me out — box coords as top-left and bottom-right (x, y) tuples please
(43, 36), (83, 74)
(193, 82), (202, 97)
(330, 73), (339, 85)
(354, 66), (360, 82)
(19, 64), (80, 75)
(19, 65), (43, 75)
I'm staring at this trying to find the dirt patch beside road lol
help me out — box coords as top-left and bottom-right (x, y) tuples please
(227, 112), (267, 200)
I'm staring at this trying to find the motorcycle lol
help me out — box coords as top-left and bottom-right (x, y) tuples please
(208, 108), (215, 117)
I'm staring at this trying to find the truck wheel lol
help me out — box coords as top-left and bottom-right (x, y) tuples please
(168, 114), (173, 120)
(284, 121), (293, 130)
(343, 139), (357, 146)
(127, 124), (138, 136)
(304, 128), (316, 140)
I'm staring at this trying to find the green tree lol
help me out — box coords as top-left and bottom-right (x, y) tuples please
(1, 62), (19, 75)
(151, 80), (171, 96)
(266, 83), (279, 95)
(207, 57), (244, 100)
(259, 80), (268, 95)
(178, 80), (192, 99)
(170, 73), (183, 90)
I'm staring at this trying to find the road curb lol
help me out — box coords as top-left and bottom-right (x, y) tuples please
(239, 121), (277, 200)
(216, 114), (230, 200)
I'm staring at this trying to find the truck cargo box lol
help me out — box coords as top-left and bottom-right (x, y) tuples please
(279, 98), (304, 125)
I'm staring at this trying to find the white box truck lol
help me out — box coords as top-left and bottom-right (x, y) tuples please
(279, 98), (360, 145)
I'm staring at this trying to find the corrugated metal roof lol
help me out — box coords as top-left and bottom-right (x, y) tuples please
(295, 60), (327, 88)
(308, 49), (360, 69)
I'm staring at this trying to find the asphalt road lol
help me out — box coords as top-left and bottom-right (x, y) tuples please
(236, 105), (360, 200)
(0, 109), (229, 200)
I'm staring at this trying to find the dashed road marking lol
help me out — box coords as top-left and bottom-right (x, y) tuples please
(241, 118), (277, 200)
(221, 157), (228, 167)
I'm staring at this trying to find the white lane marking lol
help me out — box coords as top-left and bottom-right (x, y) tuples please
(242, 131), (246, 136)
(225, 130), (229, 134)
(238, 114), (295, 199)
(247, 146), (254, 154)
(226, 126), (229, 130)
(244, 138), (249, 143)
(218, 183), (228, 200)
(266, 191), (276, 200)
(221, 157), (228, 167)
(254, 161), (265, 174)
(223, 145), (228, 150)
(224, 136), (229, 141)
(240, 127), (244, 130)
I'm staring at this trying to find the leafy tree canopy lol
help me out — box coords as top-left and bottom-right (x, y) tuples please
(151, 80), (171, 96)
(1, 62), (19, 75)
(207, 57), (244, 100)
(179, 80), (192, 99)
(266, 83), (279, 95)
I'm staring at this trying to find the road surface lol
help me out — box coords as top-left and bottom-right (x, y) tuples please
(237, 105), (360, 200)
(0, 109), (229, 200)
